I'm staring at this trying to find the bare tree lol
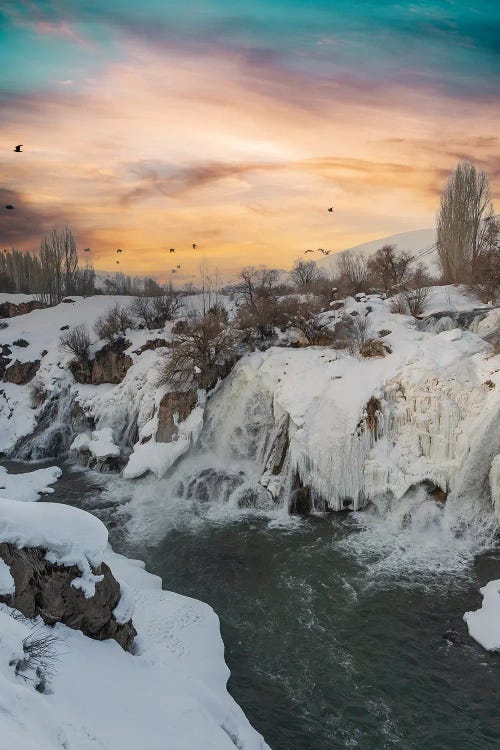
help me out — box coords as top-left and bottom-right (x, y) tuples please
(471, 217), (500, 302)
(367, 244), (412, 293)
(157, 311), (237, 391)
(336, 252), (369, 295)
(129, 296), (156, 329)
(290, 259), (320, 290)
(60, 324), (91, 362)
(437, 161), (493, 282)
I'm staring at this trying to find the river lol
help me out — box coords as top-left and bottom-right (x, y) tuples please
(4, 459), (499, 750)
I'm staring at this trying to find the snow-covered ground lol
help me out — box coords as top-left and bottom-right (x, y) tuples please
(0, 493), (269, 750)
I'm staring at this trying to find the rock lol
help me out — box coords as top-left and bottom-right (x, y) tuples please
(443, 629), (461, 645)
(365, 397), (381, 433)
(70, 338), (132, 385)
(13, 338), (29, 347)
(157, 388), (197, 442)
(0, 542), (136, 651)
(133, 338), (169, 355)
(264, 414), (290, 475)
(289, 485), (312, 515)
(3, 359), (40, 384)
(0, 300), (47, 319)
(378, 329), (392, 337)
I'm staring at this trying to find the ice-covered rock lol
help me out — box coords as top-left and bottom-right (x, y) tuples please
(464, 579), (500, 652)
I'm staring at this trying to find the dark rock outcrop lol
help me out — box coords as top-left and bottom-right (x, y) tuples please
(70, 338), (132, 385)
(288, 484), (312, 515)
(0, 542), (136, 651)
(0, 300), (47, 319)
(157, 388), (197, 442)
(3, 359), (40, 384)
(133, 338), (169, 355)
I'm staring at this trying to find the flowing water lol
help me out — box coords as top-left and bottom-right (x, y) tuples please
(5, 458), (499, 750)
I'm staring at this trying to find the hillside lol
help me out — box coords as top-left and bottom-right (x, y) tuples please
(317, 227), (438, 275)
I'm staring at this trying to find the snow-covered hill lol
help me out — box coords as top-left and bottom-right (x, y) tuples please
(317, 227), (438, 275)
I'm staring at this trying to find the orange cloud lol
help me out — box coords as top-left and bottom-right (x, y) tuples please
(0, 41), (499, 282)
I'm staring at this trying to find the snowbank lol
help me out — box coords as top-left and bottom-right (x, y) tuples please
(71, 427), (120, 459)
(464, 580), (500, 652)
(123, 438), (190, 479)
(0, 546), (270, 750)
(0, 465), (62, 502)
(0, 499), (108, 597)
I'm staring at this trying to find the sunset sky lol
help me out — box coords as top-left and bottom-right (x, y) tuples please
(1, 1), (499, 282)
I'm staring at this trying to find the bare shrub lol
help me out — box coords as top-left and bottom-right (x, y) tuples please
(129, 296), (156, 329)
(157, 311), (239, 391)
(359, 338), (391, 358)
(130, 292), (181, 329)
(14, 623), (59, 693)
(404, 285), (430, 317)
(271, 295), (337, 345)
(94, 304), (133, 342)
(348, 315), (370, 351)
(389, 294), (408, 315)
(59, 324), (91, 361)
(152, 292), (182, 324)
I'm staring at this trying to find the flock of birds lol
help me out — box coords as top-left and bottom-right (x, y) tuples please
(5, 144), (336, 271)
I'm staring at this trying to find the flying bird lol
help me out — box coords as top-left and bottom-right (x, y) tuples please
(83, 247), (91, 252)
(176, 264), (181, 269)
(116, 248), (123, 254)
(116, 261), (120, 264)
(169, 248), (175, 253)
(323, 250), (331, 255)
(317, 248), (324, 253)
(192, 243), (197, 250)
(5, 205), (14, 210)
(172, 269), (177, 274)
(328, 206), (334, 212)
(13, 145), (22, 152)
(304, 249), (314, 254)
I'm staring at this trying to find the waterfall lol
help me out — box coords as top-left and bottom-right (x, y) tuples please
(12, 384), (75, 460)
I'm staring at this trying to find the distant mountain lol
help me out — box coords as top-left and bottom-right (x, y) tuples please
(316, 227), (438, 275)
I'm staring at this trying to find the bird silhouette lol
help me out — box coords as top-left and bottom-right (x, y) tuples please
(323, 250), (331, 255)
(83, 248), (91, 252)
(116, 248), (123, 254)
(176, 264), (181, 269)
(169, 248), (175, 253)
(328, 206), (334, 212)
(317, 248), (324, 253)
(5, 205), (14, 210)
(116, 261), (120, 264)
(304, 249), (314, 254)
(172, 269), (177, 273)
(13, 145), (22, 152)
(192, 243), (197, 250)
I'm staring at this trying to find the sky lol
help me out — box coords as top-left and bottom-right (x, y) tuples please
(0, 1), (499, 282)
